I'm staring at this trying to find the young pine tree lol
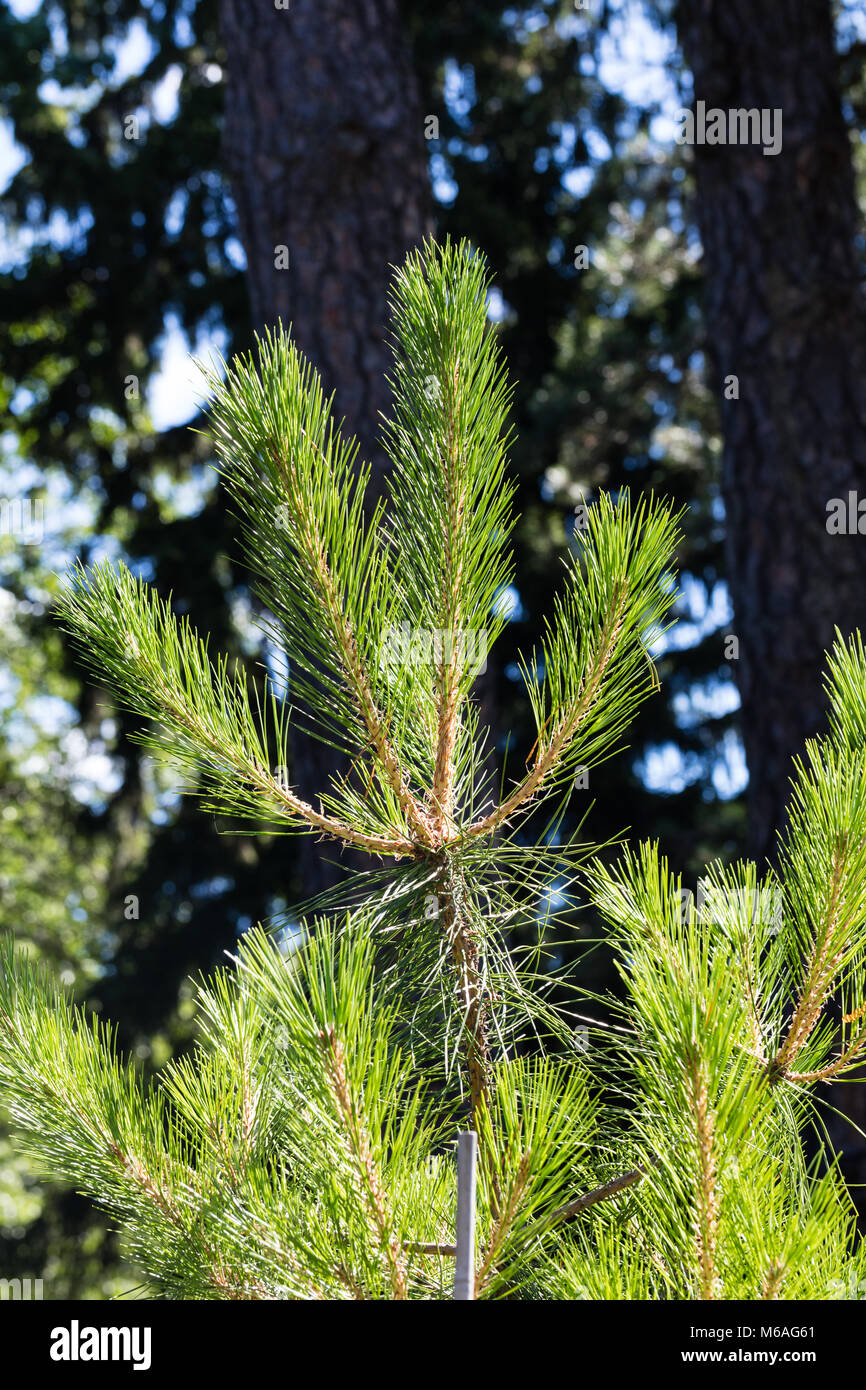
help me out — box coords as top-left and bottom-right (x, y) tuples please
(1, 239), (866, 1299)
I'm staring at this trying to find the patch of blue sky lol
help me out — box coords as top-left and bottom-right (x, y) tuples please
(672, 677), (740, 732)
(262, 637), (290, 703)
(599, 0), (682, 138)
(0, 457), (100, 577)
(24, 482), (89, 543)
(0, 123), (26, 192)
(12, 717), (124, 805)
(636, 743), (699, 796)
(0, 205), (95, 273)
(650, 573), (732, 656)
(8, 692), (73, 749)
(148, 312), (229, 430)
(190, 876), (235, 900)
(443, 57), (476, 128)
(636, 713), (747, 801)
(838, 0), (866, 47)
(227, 589), (264, 659)
(0, 661), (18, 714)
(224, 234), (247, 270)
(271, 918), (306, 955)
(492, 584), (525, 622)
(149, 466), (215, 520)
(537, 877), (577, 916)
(636, 567), (744, 797)
(0, 5), (183, 264)
(430, 152), (458, 206)
(711, 728), (748, 799)
(563, 166), (594, 200)
(486, 287), (508, 323)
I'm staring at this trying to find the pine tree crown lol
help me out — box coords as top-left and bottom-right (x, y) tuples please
(0, 239), (864, 1300)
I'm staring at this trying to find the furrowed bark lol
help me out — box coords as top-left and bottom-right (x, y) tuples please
(676, 0), (866, 870)
(676, 0), (866, 1212)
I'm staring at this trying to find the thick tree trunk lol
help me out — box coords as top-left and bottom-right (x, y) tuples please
(677, 0), (866, 1210)
(676, 0), (866, 867)
(218, 0), (432, 894)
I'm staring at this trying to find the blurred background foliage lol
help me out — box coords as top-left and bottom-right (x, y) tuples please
(0, 0), (864, 1295)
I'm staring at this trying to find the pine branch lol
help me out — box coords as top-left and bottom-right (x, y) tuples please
(318, 1026), (408, 1300)
(770, 844), (846, 1078)
(761, 1259), (785, 1301)
(465, 580), (628, 838)
(431, 356), (470, 835)
(461, 493), (682, 841)
(0, 942), (263, 1298)
(384, 239), (518, 834)
(685, 1047), (719, 1301)
(201, 326), (440, 812)
(768, 739), (866, 1083)
(437, 859), (492, 1122)
(265, 434), (433, 846)
(544, 1164), (650, 1224)
(785, 1028), (866, 1084)
(55, 561), (414, 857)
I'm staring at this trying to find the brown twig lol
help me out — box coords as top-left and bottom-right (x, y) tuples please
(430, 360), (468, 840)
(686, 1048), (718, 1300)
(785, 1022), (866, 1084)
(405, 1242), (458, 1257)
(762, 1259), (785, 1301)
(545, 1164), (649, 1225)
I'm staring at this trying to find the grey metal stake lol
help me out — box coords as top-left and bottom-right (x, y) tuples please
(453, 1130), (478, 1300)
